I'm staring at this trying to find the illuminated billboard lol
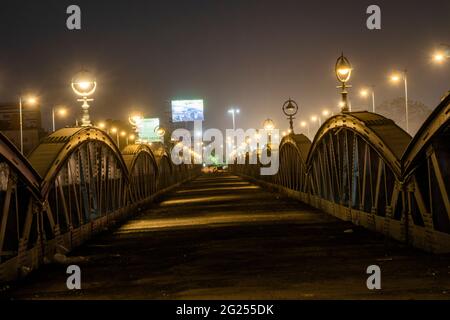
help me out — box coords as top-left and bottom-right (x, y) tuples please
(171, 99), (204, 122)
(136, 118), (162, 142)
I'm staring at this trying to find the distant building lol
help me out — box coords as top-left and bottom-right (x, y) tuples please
(0, 103), (47, 155)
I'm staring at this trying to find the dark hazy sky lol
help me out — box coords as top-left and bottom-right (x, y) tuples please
(0, 0), (449, 132)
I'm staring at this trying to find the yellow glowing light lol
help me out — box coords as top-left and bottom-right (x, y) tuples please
(322, 110), (330, 116)
(390, 74), (401, 82)
(27, 97), (38, 105)
(433, 52), (446, 63)
(360, 89), (369, 97)
(129, 134), (135, 140)
(71, 71), (97, 97)
(57, 108), (67, 116)
(98, 122), (106, 129)
(337, 68), (350, 76)
(311, 116), (318, 122)
(300, 121), (307, 127)
(78, 82), (91, 90)
(263, 119), (275, 131)
(111, 127), (118, 133)
(120, 131), (126, 137)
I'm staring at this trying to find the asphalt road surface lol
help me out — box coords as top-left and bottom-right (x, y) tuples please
(5, 173), (450, 299)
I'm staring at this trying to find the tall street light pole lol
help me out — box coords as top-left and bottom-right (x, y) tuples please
(360, 86), (376, 112)
(390, 70), (409, 133)
(52, 106), (68, 132)
(228, 108), (240, 130)
(19, 95), (37, 154)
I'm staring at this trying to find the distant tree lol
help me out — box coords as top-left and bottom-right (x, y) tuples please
(375, 97), (432, 136)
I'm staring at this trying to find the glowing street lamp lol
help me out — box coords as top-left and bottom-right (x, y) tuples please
(98, 122), (106, 130)
(52, 106), (68, 132)
(120, 131), (126, 145)
(228, 108), (240, 130)
(300, 121), (310, 138)
(432, 45), (450, 64)
(263, 118), (274, 131)
(282, 98), (299, 133)
(18, 95), (38, 154)
(71, 70), (97, 127)
(389, 69), (409, 133)
(311, 115), (321, 126)
(359, 86), (376, 112)
(111, 127), (120, 147)
(156, 127), (166, 137)
(335, 53), (352, 112)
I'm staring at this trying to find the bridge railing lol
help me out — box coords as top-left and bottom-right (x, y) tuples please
(230, 92), (450, 253)
(0, 127), (201, 282)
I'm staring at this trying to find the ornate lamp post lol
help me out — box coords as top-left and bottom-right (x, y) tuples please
(282, 98), (298, 134)
(335, 53), (352, 112)
(155, 126), (166, 144)
(71, 70), (97, 126)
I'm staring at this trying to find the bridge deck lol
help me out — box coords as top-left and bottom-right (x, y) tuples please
(6, 173), (450, 299)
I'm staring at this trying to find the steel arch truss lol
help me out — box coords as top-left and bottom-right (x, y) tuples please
(0, 128), (200, 282)
(401, 92), (450, 252)
(122, 144), (159, 204)
(275, 135), (310, 194)
(307, 124), (404, 237)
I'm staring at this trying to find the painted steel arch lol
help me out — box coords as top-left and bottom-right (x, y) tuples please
(0, 127), (200, 282)
(305, 112), (410, 229)
(402, 92), (450, 177)
(0, 132), (42, 277)
(275, 134), (311, 192)
(230, 111), (421, 249)
(28, 127), (128, 197)
(0, 132), (41, 197)
(122, 143), (159, 203)
(399, 92), (450, 252)
(307, 112), (411, 179)
(26, 127), (130, 256)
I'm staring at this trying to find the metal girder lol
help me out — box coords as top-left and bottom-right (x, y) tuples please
(121, 143), (159, 178)
(28, 127), (128, 197)
(306, 111), (411, 179)
(0, 132), (41, 198)
(402, 91), (450, 180)
(279, 133), (311, 166)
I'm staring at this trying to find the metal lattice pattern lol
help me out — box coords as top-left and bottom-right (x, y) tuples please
(230, 94), (450, 253)
(0, 128), (200, 282)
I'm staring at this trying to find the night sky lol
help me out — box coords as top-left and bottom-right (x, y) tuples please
(0, 0), (449, 132)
